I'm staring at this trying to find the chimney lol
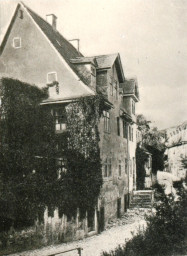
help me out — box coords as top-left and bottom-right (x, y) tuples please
(46, 14), (57, 30)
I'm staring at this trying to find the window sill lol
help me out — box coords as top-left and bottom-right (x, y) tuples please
(104, 131), (111, 134)
(55, 130), (67, 134)
(103, 177), (113, 182)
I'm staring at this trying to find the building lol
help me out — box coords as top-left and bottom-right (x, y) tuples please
(164, 121), (187, 179)
(0, 2), (139, 242)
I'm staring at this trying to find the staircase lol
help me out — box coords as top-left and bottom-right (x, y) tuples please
(129, 190), (154, 209)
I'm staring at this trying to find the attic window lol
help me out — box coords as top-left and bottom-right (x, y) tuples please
(19, 10), (23, 19)
(13, 37), (21, 48)
(47, 72), (57, 84)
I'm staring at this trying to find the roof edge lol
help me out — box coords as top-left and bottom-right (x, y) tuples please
(0, 3), (21, 55)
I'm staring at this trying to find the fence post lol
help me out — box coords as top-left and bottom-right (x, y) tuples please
(77, 247), (82, 256)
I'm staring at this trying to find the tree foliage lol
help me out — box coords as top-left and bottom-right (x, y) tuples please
(136, 114), (166, 185)
(102, 182), (187, 256)
(137, 114), (166, 151)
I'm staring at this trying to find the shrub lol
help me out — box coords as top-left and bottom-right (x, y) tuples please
(102, 183), (187, 256)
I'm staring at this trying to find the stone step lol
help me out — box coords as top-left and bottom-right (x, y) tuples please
(132, 197), (152, 201)
(133, 195), (152, 198)
(130, 202), (151, 206)
(129, 190), (154, 209)
(130, 200), (152, 204)
(129, 205), (151, 209)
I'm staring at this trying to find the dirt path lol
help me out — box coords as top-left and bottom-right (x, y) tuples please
(8, 209), (151, 256)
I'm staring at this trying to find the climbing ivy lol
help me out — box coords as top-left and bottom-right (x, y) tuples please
(49, 95), (104, 218)
(0, 78), (104, 228)
(0, 77), (56, 228)
(64, 96), (104, 217)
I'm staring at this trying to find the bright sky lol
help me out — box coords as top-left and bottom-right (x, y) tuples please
(0, 0), (187, 129)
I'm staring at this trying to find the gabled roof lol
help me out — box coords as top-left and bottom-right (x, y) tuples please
(94, 54), (118, 69)
(0, 2), (91, 86)
(121, 78), (140, 101)
(0, 2), (126, 99)
(94, 53), (125, 83)
(70, 53), (125, 83)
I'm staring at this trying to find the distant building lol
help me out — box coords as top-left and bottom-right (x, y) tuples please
(164, 121), (187, 179)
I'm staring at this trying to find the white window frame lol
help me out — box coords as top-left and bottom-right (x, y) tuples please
(54, 108), (66, 132)
(103, 110), (110, 133)
(56, 158), (67, 179)
(103, 158), (112, 177)
(47, 72), (57, 84)
(13, 37), (21, 48)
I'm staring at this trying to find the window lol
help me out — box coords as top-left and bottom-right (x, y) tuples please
(117, 117), (120, 136)
(103, 158), (112, 177)
(108, 158), (112, 176)
(91, 66), (96, 76)
(54, 108), (66, 132)
(129, 160), (132, 176)
(104, 159), (108, 177)
(128, 126), (133, 141)
(13, 37), (21, 48)
(103, 111), (110, 133)
(119, 160), (122, 176)
(19, 10), (23, 19)
(148, 156), (152, 168)
(114, 80), (118, 99)
(133, 157), (135, 172)
(47, 72), (57, 84)
(110, 83), (113, 96)
(129, 126), (131, 141)
(125, 158), (128, 174)
(56, 158), (67, 179)
(132, 100), (135, 114)
(132, 127), (133, 142)
(123, 121), (128, 139)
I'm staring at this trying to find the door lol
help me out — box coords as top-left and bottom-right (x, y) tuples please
(117, 198), (121, 218)
(97, 207), (105, 233)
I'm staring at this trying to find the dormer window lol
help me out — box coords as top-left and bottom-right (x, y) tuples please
(19, 10), (23, 19)
(13, 37), (21, 48)
(47, 72), (57, 84)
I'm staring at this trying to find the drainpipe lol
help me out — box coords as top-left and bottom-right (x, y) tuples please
(127, 123), (130, 207)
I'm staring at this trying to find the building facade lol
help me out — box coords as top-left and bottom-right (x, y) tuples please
(165, 121), (187, 179)
(0, 2), (140, 242)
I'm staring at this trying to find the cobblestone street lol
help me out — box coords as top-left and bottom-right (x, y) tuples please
(9, 209), (151, 256)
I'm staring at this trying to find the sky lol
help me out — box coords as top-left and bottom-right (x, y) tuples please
(0, 0), (187, 129)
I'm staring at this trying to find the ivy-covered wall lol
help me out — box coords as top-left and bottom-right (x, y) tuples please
(0, 78), (104, 240)
(0, 77), (56, 230)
